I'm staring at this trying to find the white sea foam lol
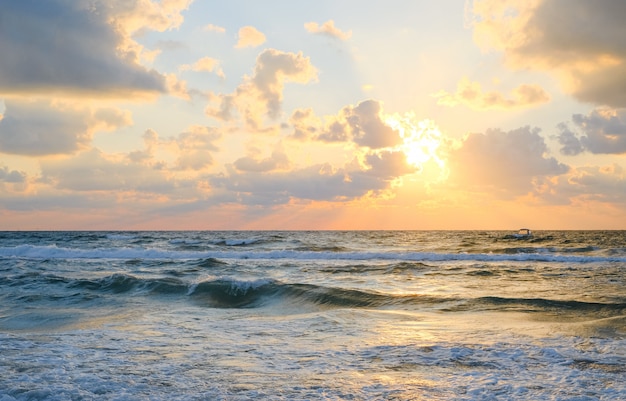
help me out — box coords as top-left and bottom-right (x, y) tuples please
(1, 244), (625, 264)
(1, 314), (624, 400)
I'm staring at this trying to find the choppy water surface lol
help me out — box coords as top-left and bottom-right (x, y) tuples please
(1, 231), (625, 400)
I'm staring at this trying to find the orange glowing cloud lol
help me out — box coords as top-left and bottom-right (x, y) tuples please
(235, 26), (267, 48)
(434, 78), (549, 110)
(305, 20), (352, 40)
(207, 49), (318, 129)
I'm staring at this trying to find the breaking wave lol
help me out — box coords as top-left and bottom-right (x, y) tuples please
(8, 273), (626, 316)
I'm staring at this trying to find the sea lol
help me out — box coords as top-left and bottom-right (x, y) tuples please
(1, 230), (625, 400)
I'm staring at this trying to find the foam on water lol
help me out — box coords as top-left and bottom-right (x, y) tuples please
(2, 244), (626, 264)
(1, 308), (625, 400)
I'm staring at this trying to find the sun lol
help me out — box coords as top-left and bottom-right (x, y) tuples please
(385, 115), (446, 170)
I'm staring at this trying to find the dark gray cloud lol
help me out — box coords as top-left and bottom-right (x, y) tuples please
(0, 0), (167, 96)
(557, 109), (626, 155)
(474, 0), (626, 107)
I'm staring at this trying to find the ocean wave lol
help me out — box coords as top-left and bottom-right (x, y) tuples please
(449, 296), (626, 317)
(186, 278), (443, 309)
(69, 275), (626, 314)
(69, 274), (188, 295)
(2, 244), (626, 263)
(4, 271), (626, 316)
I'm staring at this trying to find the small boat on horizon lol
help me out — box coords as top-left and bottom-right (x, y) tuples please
(513, 228), (532, 238)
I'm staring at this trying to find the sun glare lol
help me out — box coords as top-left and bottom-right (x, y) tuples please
(386, 115), (445, 170)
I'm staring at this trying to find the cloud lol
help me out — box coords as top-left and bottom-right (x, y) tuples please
(234, 148), (290, 172)
(210, 151), (415, 206)
(40, 148), (177, 193)
(557, 108), (626, 155)
(548, 164), (626, 205)
(180, 57), (225, 78)
(0, 165), (28, 195)
(205, 125), (418, 206)
(207, 49), (318, 129)
(0, 100), (132, 156)
(0, 0), (191, 98)
(170, 126), (222, 171)
(567, 164), (626, 203)
(235, 26), (266, 48)
(447, 125), (569, 195)
(289, 108), (321, 140)
(291, 100), (402, 149)
(305, 20), (352, 40)
(129, 126), (221, 171)
(343, 100), (403, 148)
(471, 0), (626, 107)
(204, 24), (226, 33)
(0, 166), (26, 184)
(364, 150), (417, 179)
(317, 120), (350, 143)
(434, 78), (549, 110)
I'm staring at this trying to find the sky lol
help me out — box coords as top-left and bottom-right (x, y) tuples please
(1, 0), (626, 230)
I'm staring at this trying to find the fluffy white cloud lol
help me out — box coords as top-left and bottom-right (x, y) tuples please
(557, 108), (626, 155)
(0, 0), (190, 97)
(207, 49), (318, 129)
(0, 100), (132, 156)
(447, 126), (569, 195)
(434, 78), (549, 110)
(235, 26), (266, 48)
(471, 0), (626, 107)
(305, 20), (352, 40)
